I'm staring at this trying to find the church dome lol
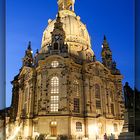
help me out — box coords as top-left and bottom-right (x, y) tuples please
(41, 10), (92, 53)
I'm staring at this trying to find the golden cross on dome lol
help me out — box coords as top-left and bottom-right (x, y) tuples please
(57, 0), (75, 11)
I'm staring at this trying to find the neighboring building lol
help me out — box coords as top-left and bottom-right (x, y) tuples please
(5, 0), (125, 139)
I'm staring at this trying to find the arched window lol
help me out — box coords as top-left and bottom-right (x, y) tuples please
(51, 77), (59, 94)
(76, 122), (82, 132)
(95, 84), (101, 110)
(50, 77), (59, 112)
(73, 80), (79, 96)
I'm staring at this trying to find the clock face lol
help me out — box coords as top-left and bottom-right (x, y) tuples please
(55, 35), (60, 40)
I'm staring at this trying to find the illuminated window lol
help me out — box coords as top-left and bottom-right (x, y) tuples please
(51, 77), (59, 94)
(50, 76), (59, 112)
(73, 80), (79, 96)
(74, 98), (80, 113)
(51, 121), (57, 126)
(51, 61), (59, 68)
(76, 122), (82, 132)
(50, 96), (59, 112)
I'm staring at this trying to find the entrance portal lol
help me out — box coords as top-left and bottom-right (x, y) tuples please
(50, 121), (57, 136)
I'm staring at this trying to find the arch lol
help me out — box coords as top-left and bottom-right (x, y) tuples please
(50, 121), (57, 136)
(76, 122), (82, 132)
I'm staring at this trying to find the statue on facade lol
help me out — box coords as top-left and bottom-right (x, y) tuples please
(123, 82), (134, 109)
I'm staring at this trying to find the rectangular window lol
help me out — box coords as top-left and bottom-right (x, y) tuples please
(76, 122), (82, 132)
(50, 96), (59, 112)
(96, 100), (101, 109)
(74, 98), (80, 113)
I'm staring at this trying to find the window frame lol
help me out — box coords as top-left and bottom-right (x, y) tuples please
(76, 122), (82, 132)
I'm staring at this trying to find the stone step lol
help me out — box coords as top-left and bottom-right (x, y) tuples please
(46, 136), (57, 140)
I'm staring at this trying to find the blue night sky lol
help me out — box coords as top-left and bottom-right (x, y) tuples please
(6, 0), (134, 107)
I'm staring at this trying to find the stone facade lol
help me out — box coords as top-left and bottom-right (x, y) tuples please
(5, 0), (124, 140)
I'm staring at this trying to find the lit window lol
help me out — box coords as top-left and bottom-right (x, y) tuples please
(50, 96), (59, 112)
(51, 77), (59, 94)
(51, 61), (59, 68)
(51, 121), (57, 126)
(74, 98), (80, 113)
(76, 122), (82, 132)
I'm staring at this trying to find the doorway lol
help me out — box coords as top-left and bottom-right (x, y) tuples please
(50, 121), (57, 136)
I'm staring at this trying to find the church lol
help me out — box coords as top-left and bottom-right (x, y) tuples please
(4, 0), (125, 139)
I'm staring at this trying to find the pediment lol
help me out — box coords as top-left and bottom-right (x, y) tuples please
(19, 66), (33, 78)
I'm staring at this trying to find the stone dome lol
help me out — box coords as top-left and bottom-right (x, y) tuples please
(41, 10), (93, 55)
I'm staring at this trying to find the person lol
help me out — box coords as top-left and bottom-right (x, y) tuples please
(110, 133), (114, 140)
(104, 133), (108, 140)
